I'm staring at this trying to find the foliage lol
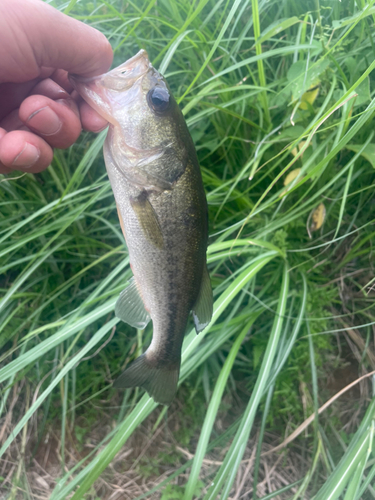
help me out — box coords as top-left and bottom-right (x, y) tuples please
(1, 0), (375, 499)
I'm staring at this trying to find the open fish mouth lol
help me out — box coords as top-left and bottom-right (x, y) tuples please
(68, 50), (152, 124)
(69, 49), (151, 87)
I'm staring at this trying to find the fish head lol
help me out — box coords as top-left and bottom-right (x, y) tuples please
(69, 50), (179, 147)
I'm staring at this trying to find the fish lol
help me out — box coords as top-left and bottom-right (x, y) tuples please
(69, 50), (213, 405)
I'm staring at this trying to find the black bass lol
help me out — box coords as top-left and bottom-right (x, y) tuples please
(70, 50), (213, 405)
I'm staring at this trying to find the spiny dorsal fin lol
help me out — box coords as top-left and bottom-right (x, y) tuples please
(192, 265), (213, 334)
(130, 192), (164, 249)
(115, 277), (151, 329)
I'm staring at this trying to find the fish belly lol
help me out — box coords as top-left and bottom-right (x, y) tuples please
(107, 153), (206, 360)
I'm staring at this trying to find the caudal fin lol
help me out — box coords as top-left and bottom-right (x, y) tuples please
(113, 353), (179, 406)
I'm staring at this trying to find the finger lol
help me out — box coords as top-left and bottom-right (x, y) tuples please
(0, 0), (113, 82)
(0, 80), (40, 122)
(0, 68), (56, 121)
(0, 163), (13, 174)
(0, 109), (24, 132)
(30, 78), (70, 101)
(50, 69), (74, 94)
(0, 162), (13, 174)
(0, 130), (53, 173)
(79, 100), (109, 133)
(0, 128), (12, 174)
(19, 95), (82, 149)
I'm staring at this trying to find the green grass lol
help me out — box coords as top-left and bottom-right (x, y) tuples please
(1, 0), (375, 498)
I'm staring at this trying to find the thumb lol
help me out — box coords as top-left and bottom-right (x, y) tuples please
(0, 0), (113, 83)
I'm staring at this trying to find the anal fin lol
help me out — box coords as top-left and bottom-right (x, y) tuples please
(115, 277), (151, 329)
(192, 265), (213, 334)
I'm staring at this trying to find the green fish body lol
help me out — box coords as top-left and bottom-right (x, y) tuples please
(70, 50), (213, 405)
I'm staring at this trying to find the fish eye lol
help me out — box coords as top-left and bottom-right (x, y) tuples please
(147, 87), (170, 113)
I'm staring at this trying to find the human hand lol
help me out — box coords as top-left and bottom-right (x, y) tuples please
(0, 0), (113, 174)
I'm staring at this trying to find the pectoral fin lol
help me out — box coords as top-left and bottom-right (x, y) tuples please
(130, 192), (164, 249)
(115, 277), (151, 329)
(192, 266), (213, 334)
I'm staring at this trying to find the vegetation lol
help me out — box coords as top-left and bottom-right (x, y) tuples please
(1, 0), (375, 498)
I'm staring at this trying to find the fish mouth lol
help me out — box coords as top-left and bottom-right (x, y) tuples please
(69, 49), (151, 87)
(113, 49), (151, 76)
(69, 50), (152, 124)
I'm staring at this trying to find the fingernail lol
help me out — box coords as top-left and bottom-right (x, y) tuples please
(27, 106), (62, 136)
(12, 143), (40, 168)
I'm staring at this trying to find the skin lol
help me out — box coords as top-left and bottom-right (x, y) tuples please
(0, 0), (113, 174)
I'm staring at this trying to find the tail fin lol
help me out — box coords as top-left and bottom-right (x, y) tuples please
(113, 353), (180, 406)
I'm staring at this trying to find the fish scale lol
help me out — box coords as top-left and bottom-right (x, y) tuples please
(70, 50), (213, 405)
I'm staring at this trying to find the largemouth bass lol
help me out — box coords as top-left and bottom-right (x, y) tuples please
(70, 50), (213, 405)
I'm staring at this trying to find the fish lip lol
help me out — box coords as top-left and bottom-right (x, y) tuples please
(68, 71), (100, 95)
(119, 49), (151, 72)
(68, 72), (115, 125)
(69, 49), (151, 85)
(68, 49), (153, 100)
